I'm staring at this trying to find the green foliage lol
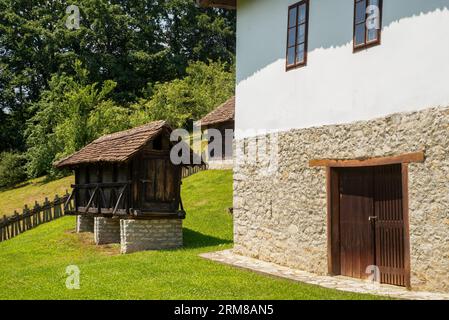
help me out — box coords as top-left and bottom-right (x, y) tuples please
(0, 0), (236, 153)
(0, 170), (384, 300)
(25, 60), (234, 178)
(136, 60), (235, 128)
(0, 152), (27, 188)
(25, 62), (119, 178)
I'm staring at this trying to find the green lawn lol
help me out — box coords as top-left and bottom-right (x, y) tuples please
(0, 170), (384, 300)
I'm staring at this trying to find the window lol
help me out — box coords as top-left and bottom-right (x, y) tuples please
(353, 0), (382, 51)
(286, 0), (309, 70)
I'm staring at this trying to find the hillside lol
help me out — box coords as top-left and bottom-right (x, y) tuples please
(0, 170), (382, 300)
(0, 176), (74, 217)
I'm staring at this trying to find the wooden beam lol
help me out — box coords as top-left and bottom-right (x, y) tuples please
(402, 163), (412, 289)
(309, 151), (425, 168)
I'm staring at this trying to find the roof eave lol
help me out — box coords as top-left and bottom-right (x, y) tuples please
(197, 0), (236, 10)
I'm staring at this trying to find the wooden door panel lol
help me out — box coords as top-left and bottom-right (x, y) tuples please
(339, 167), (375, 280)
(142, 158), (178, 211)
(373, 164), (406, 287)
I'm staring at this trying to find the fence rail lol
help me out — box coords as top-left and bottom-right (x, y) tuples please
(0, 191), (74, 243)
(181, 164), (208, 179)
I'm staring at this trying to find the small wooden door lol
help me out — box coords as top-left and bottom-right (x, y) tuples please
(335, 164), (408, 287)
(141, 158), (179, 212)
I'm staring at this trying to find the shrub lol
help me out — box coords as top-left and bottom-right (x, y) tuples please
(0, 152), (28, 188)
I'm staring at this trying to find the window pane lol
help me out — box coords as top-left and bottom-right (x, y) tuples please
(296, 44), (305, 64)
(367, 28), (378, 42)
(298, 4), (306, 24)
(289, 7), (297, 28)
(355, 24), (365, 45)
(288, 28), (296, 47)
(355, 0), (366, 24)
(287, 47), (296, 65)
(297, 24), (306, 44)
(366, 0), (380, 32)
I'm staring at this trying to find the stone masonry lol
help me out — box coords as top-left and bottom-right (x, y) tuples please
(94, 217), (121, 245)
(233, 106), (449, 293)
(76, 215), (94, 233)
(120, 219), (183, 254)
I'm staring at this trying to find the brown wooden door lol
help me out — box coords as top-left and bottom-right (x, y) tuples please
(141, 158), (179, 212)
(337, 164), (407, 286)
(339, 167), (375, 280)
(373, 165), (407, 287)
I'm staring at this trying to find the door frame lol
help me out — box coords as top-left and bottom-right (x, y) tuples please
(311, 152), (425, 289)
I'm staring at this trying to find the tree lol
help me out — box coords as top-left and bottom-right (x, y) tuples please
(135, 60), (235, 128)
(0, 0), (236, 153)
(0, 152), (27, 188)
(25, 62), (119, 178)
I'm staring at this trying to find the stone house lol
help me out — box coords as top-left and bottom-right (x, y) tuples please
(200, 96), (235, 169)
(55, 121), (200, 254)
(199, 0), (449, 293)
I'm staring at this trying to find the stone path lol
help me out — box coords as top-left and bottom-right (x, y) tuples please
(200, 250), (449, 300)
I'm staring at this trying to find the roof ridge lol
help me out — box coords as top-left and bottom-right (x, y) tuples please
(93, 120), (166, 144)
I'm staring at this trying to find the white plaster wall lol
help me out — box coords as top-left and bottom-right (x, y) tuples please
(236, 0), (449, 138)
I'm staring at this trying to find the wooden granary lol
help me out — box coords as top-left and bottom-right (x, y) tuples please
(55, 121), (201, 253)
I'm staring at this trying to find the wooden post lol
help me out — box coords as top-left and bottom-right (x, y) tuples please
(54, 195), (60, 218)
(14, 211), (21, 234)
(34, 201), (41, 226)
(44, 198), (50, 222)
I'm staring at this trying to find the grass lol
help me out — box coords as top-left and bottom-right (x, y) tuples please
(0, 176), (74, 217)
(0, 170), (385, 300)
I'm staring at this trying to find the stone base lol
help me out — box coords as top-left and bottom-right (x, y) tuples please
(76, 215), (94, 233)
(94, 217), (121, 245)
(208, 159), (233, 170)
(120, 219), (183, 254)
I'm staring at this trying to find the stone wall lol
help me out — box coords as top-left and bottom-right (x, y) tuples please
(233, 106), (449, 293)
(94, 217), (121, 245)
(76, 215), (94, 233)
(120, 219), (183, 254)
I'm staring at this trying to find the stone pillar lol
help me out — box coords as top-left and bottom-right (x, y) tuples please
(76, 215), (94, 233)
(94, 217), (121, 245)
(120, 219), (183, 254)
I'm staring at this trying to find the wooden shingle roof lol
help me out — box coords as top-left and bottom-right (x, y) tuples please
(54, 121), (168, 168)
(200, 96), (235, 127)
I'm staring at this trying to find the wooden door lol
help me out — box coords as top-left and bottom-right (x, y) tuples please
(335, 164), (408, 286)
(373, 165), (407, 287)
(141, 158), (179, 212)
(339, 167), (375, 280)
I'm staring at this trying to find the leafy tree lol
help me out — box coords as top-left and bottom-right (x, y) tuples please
(25, 62), (119, 178)
(0, 152), (27, 188)
(0, 0), (236, 153)
(135, 60), (235, 128)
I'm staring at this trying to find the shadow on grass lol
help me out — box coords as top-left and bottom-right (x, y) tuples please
(183, 228), (232, 249)
(0, 181), (31, 192)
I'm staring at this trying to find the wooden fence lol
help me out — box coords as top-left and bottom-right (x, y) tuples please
(181, 164), (208, 179)
(0, 191), (74, 243)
